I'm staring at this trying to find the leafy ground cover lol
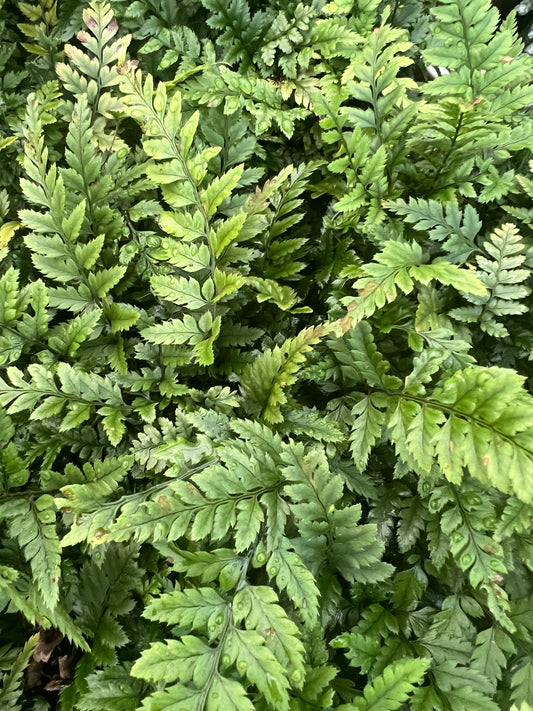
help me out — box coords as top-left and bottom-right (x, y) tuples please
(0, 0), (533, 709)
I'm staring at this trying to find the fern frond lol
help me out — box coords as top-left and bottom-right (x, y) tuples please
(3, 495), (61, 608)
(423, 0), (529, 102)
(428, 483), (507, 594)
(282, 443), (393, 583)
(450, 223), (531, 337)
(0, 363), (129, 445)
(347, 657), (430, 711)
(233, 584), (306, 686)
(404, 366), (533, 501)
(58, 544), (143, 707)
(240, 326), (323, 423)
(511, 661), (533, 708)
(201, 0), (268, 66)
(75, 664), (143, 711)
(343, 240), (486, 324)
(55, 457), (131, 515)
(266, 544), (320, 627)
(388, 197), (481, 262)
(0, 634), (38, 709)
(135, 580), (305, 711)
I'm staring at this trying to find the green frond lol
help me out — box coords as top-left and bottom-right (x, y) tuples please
(75, 664), (143, 711)
(344, 240), (486, 324)
(423, 0), (529, 102)
(0, 635), (38, 709)
(511, 662), (533, 708)
(0, 363), (128, 445)
(266, 544), (320, 627)
(282, 443), (393, 583)
(201, 0), (268, 66)
(388, 197), (481, 262)
(346, 658), (430, 711)
(240, 326), (323, 423)
(1, 1), (533, 709)
(450, 223), (531, 337)
(397, 366), (533, 501)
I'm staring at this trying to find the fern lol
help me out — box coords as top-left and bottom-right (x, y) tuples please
(450, 223), (531, 337)
(132, 582), (305, 710)
(201, 0), (268, 67)
(343, 658), (429, 711)
(1, 1), (533, 709)
(511, 661), (533, 707)
(0, 634), (38, 709)
(239, 326), (324, 423)
(282, 443), (394, 585)
(388, 197), (481, 263)
(75, 664), (143, 711)
(423, 0), (528, 101)
(341, 240), (486, 324)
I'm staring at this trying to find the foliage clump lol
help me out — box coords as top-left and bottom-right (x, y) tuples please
(0, 0), (533, 710)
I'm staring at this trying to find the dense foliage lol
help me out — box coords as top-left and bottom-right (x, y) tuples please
(1, 0), (533, 709)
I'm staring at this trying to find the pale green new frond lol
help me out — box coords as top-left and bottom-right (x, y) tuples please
(423, 0), (527, 101)
(150, 274), (209, 310)
(55, 0), (131, 146)
(384, 366), (533, 502)
(258, 162), (319, 281)
(48, 308), (102, 356)
(201, 165), (243, 216)
(63, 96), (102, 194)
(55, 456), (131, 515)
(104, 441), (282, 550)
(245, 276), (306, 313)
(132, 636), (218, 684)
(349, 395), (387, 471)
(226, 627), (291, 709)
(169, 547), (245, 590)
(341, 20), (416, 150)
(495, 498), (533, 540)
(0, 363), (129, 445)
(0, 268), (23, 326)
(266, 544), (320, 627)
(428, 484), (508, 601)
(140, 677), (253, 711)
(136, 583), (303, 711)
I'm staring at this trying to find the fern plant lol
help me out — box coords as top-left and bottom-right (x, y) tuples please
(0, 1), (533, 710)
